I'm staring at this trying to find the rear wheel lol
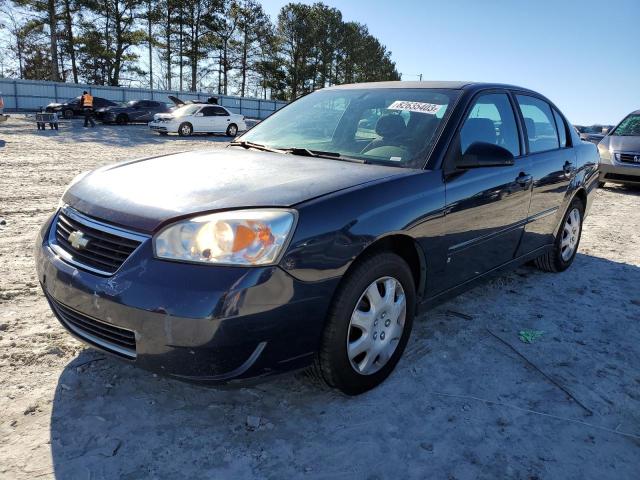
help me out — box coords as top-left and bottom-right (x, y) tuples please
(63, 109), (74, 119)
(534, 198), (584, 272)
(226, 123), (238, 137)
(178, 122), (193, 137)
(316, 252), (416, 395)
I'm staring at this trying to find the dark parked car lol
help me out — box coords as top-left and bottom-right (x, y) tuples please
(597, 110), (640, 187)
(45, 96), (118, 119)
(99, 99), (170, 125)
(36, 81), (599, 394)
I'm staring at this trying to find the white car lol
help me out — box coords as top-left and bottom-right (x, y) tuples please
(149, 104), (247, 137)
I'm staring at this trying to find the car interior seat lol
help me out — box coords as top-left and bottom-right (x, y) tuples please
(362, 114), (407, 152)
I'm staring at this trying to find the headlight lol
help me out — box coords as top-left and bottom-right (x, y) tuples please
(154, 209), (297, 266)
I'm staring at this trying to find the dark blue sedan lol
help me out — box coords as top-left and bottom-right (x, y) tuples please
(36, 81), (600, 394)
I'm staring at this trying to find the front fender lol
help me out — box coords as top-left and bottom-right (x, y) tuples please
(280, 170), (447, 287)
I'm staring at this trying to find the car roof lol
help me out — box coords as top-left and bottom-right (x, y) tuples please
(326, 80), (536, 92)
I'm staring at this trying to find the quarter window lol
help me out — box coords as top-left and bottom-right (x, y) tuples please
(460, 93), (520, 156)
(553, 109), (568, 148)
(516, 95), (560, 153)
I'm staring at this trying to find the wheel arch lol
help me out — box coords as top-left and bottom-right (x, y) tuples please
(343, 233), (427, 301)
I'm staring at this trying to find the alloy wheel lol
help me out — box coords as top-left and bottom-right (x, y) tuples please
(561, 207), (581, 261)
(347, 276), (406, 375)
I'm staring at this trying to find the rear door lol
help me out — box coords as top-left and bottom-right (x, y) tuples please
(441, 91), (532, 291)
(513, 94), (575, 255)
(211, 106), (232, 132)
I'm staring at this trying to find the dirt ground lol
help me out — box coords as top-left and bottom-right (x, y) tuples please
(0, 116), (639, 479)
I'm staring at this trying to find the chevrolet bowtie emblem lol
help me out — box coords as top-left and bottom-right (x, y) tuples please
(68, 230), (89, 250)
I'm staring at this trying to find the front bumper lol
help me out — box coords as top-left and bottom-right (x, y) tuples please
(36, 212), (338, 384)
(149, 121), (177, 133)
(599, 162), (640, 185)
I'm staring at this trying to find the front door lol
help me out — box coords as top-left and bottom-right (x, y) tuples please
(441, 92), (532, 291)
(514, 95), (575, 254)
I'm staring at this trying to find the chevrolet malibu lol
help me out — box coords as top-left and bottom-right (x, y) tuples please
(36, 81), (599, 394)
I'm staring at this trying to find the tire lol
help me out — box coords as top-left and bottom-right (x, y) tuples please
(315, 252), (416, 395)
(116, 114), (128, 125)
(226, 123), (238, 137)
(63, 109), (74, 119)
(534, 197), (584, 272)
(178, 122), (193, 137)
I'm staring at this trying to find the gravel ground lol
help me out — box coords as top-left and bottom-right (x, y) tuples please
(0, 116), (639, 479)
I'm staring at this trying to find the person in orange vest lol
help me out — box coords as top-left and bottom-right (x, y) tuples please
(80, 91), (95, 127)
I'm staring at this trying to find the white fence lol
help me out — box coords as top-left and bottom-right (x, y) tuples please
(0, 78), (287, 119)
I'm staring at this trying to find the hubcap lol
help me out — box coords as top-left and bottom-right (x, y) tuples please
(229, 125), (237, 136)
(347, 276), (406, 375)
(560, 208), (581, 261)
(181, 125), (190, 135)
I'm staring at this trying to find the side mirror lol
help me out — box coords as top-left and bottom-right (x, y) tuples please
(194, 112), (204, 117)
(457, 142), (514, 169)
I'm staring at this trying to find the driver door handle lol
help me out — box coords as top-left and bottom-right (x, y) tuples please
(516, 173), (533, 187)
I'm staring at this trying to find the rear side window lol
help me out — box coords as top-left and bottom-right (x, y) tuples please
(553, 109), (567, 148)
(516, 95), (559, 153)
(211, 106), (228, 116)
(460, 93), (520, 156)
(200, 107), (217, 116)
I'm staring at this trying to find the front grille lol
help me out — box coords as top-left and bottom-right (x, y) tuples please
(47, 295), (137, 358)
(51, 208), (146, 276)
(618, 153), (640, 164)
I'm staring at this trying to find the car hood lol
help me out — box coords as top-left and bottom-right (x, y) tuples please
(600, 135), (640, 152)
(63, 148), (414, 232)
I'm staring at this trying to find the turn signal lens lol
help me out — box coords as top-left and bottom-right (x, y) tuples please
(154, 209), (296, 265)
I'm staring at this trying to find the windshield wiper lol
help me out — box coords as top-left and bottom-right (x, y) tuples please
(229, 140), (284, 154)
(284, 147), (365, 163)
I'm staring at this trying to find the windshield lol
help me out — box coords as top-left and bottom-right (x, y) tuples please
(611, 114), (640, 136)
(172, 104), (200, 116)
(238, 88), (458, 168)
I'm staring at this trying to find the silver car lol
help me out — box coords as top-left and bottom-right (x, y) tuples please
(597, 110), (640, 187)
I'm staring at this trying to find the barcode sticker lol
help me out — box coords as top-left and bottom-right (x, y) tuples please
(388, 101), (443, 115)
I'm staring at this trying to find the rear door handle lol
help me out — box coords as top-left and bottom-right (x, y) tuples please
(516, 173), (533, 187)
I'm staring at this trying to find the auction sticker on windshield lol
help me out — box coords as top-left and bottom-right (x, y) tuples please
(388, 101), (443, 115)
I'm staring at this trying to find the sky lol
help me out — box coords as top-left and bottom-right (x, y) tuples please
(260, 0), (640, 125)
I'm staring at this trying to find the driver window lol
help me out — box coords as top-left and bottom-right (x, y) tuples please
(460, 93), (520, 156)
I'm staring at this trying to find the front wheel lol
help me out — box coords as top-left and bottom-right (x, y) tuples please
(178, 122), (193, 137)
(226, 123), (238, 137)
(316, 252), (416, 395)
(63, 109), (74, 119)
(116, 114), (128, 125)
(534, 198), (584, 272)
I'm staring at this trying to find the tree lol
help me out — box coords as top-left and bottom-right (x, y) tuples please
(76, 0), (146, 86)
